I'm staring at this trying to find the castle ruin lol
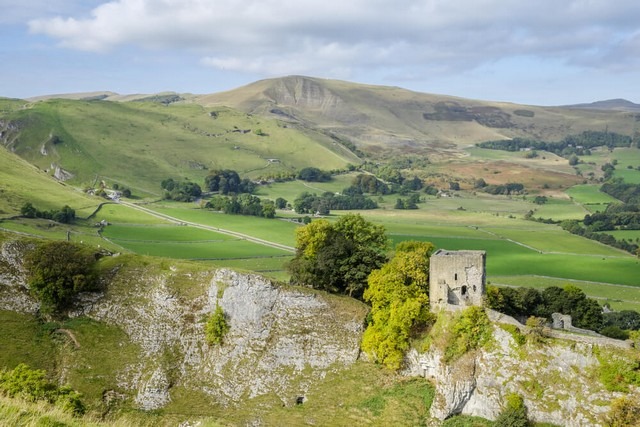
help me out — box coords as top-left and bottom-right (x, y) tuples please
(429, 249), (486, 311)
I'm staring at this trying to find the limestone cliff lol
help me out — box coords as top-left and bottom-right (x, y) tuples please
(404, 310), (640, 426)
(0, 239), (368, 410)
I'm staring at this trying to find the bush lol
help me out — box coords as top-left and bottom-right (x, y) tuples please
(605, 396), (640, 427)
(494, 393), (530, 427)
(0, 364), (85, 416)
(205, 305), (229, 345)
(24, 241), (99, 315)
(444, 307), (492, 362)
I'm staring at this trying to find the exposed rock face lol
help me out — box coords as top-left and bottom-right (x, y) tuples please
(52, 164), (74, 181)
(0, 240), (367, 411)
(0, 240), (38, 313)
(73, 265), (367, 409)
(406, 320), (638, 426)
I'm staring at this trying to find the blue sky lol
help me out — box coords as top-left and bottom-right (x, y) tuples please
(2, 0), (640, 105)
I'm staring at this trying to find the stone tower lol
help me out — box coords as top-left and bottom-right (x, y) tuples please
(429, 249), (486, 311)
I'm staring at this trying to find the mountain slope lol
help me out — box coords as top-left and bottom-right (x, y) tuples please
(196, 76), (639, 160)
(0, 97), (359, 193)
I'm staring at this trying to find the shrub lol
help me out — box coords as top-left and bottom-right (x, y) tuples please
(500, 324), (526, 347)
(205, 305), (230, 345)
(605, 396), (640, 427)
(0, 364), (85, 416)
(444, 307), (493, 362)
(494, 393), (530, 427)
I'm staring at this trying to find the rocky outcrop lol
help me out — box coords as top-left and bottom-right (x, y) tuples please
(52, 164), (74, 181)
(79, 266), (366, 410)
(406, 319), (638, 426)
(0, 240), (38, 313)
(0, 239), (368, 411)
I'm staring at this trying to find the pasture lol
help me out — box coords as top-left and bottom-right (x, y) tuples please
(530, 198), (590, 220)
(566, 184), (619, 204)
(150, 202), (300, 247)
(255, 173), (359, 201)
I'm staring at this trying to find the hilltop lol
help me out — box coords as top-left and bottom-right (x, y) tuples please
(195, 75), (639, 160)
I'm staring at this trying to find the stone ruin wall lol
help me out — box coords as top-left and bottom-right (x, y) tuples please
(429, 250), (486, 311)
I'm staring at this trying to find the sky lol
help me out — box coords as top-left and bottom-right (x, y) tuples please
(2, 0), (640, 105)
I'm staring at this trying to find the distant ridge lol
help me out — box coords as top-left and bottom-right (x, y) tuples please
(563, 98), (640, 112)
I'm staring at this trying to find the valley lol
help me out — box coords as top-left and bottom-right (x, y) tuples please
(1, 76), (640, 426)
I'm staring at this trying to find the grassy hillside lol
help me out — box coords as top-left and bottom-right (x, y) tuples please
(196, 76), (640, 162)
(0, 97), (359, 195)
(0, 138), (102, 219)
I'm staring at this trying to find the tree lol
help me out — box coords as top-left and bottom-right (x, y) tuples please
(361, 241), (435, 369)
(275, 197), (288, 209)
(24, 241), (99, 315)
(205, 305), (230, 345)
(288, 214), (388, 299)
(297, 167), (331, 182)
(20, 202), (37, 218)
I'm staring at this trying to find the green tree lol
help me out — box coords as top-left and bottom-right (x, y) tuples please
(20, 202), (37, 218)
(24, 241), (99, 315)
(362, 241), (435, 370)
(0, 363), (85, 416)
(205, 305), (230, 345)
(288, 214), (388, 298)
(275, 197), (288, 209)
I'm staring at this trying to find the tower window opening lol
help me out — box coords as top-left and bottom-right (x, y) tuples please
(461, 285), (467, 295)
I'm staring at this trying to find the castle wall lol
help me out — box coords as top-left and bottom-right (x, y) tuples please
(429, 250), (486, 311)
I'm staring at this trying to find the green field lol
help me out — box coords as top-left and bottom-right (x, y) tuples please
(0, 145), (102, 218)
(151, 203), (300, 247)
(612, 148), (640, 184)
(531, 198), (590, 220)
(255, 174), (359, 201)
(566, 184), (619, 204)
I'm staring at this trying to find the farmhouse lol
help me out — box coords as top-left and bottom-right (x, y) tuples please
(429, 249), (486, 311)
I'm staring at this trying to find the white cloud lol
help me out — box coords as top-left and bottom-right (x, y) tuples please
(27, 0), (640, 78)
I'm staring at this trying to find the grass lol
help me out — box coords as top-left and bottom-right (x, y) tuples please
(566, 184), (619, 205)
(0, 311), (57, 373)
(531, 198), (590, 221)
(150, 202), (300, 247)
(0, 145), (102, 219)
(111, 238), (290, 259)
(255, 173), (360, 201)
(611, 148), (640, 184)
(2, 99), (356, 195)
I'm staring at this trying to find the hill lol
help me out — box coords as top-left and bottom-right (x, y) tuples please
(564, 98), (640, 112)
(195, 76), (639, 161)
(0, 96), (359, 196)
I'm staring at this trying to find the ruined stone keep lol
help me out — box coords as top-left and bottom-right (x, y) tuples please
(429, 249), (486, 310)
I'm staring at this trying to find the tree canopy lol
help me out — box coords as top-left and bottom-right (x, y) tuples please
(24, 241), (100, 315)
(361, 241), (435, 369)
(288, 214), (388, 299)
(204, 169), (255, 195)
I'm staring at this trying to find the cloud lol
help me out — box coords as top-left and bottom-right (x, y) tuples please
(27, 0), (640, 78)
